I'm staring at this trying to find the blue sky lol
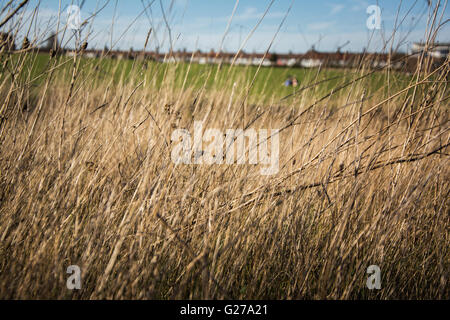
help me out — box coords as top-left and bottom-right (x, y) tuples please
(4, 0), (450, 53)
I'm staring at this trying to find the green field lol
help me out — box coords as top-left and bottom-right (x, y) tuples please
(2, 52), (414, 105)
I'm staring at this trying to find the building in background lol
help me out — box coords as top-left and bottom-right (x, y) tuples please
(411, 42), (450, 58)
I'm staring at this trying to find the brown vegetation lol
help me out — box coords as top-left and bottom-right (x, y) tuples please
(0, 0), (448, 299)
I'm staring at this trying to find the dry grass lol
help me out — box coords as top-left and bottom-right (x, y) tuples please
(0, 1), (449, 300)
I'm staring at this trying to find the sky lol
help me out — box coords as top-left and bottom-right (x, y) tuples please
(2, 0), (450, 53)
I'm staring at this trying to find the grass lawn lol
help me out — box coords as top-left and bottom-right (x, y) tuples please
(2, 52), (414, 105)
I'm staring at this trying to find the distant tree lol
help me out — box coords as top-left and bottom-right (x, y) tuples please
(45, 32), (59, 51)
(0, 32), (15, 51)
(269, 53), (279, 64)
(128, 47), (134, 59)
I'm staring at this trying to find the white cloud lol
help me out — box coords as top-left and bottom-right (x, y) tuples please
(350, 0), (370, 12)
(330, 4), (345, 15)
(307, 21), (335, 31)
(221, 6), (286, 23)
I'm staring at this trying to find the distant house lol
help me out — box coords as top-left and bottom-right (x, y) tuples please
(411, 42), (450, 58)
(299, 50), (326, 68)
(274, 53), (299, 67)
(84, 50), (99, 58)
(300, 59), (322, 68)
(234, 51), (251, 65)
(53, 46), (439, 73)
